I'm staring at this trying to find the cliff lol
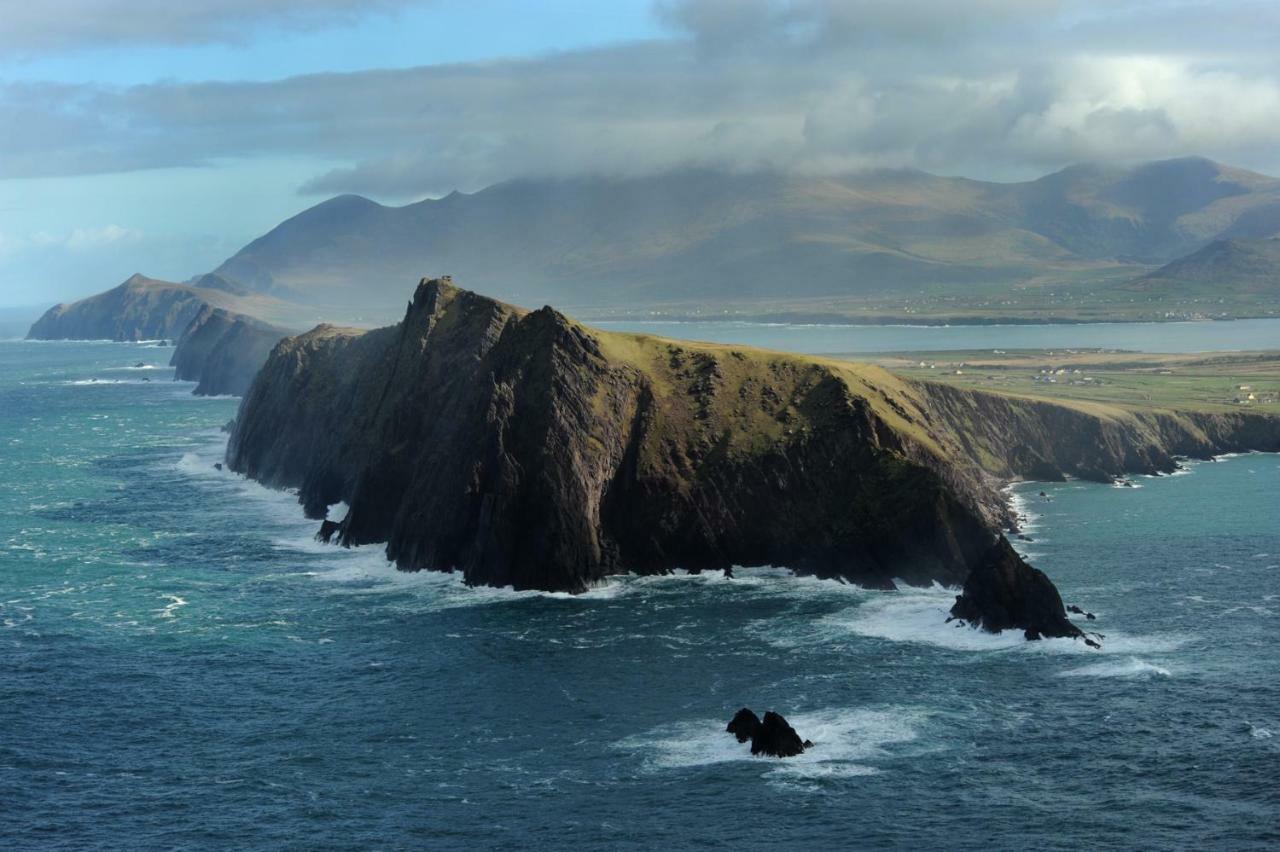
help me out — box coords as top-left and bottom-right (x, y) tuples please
(27, 272), (290, 397)
(170, 306), (289, 397)
(27, 274), (215, 342)
(228, 279), (1279, 640)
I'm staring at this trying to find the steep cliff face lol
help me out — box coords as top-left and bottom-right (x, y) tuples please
(170, 306), (288, 397)
(27, 274), (212, 342)
(26, 273), (290, 397)
(228, 279), (1279, 638)
(231, 281), (998, 590)
(916, 382), (1280, 485)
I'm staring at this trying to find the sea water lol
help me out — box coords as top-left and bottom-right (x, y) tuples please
(1, 340), (1277, 850)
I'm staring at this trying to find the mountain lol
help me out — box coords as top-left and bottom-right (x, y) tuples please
(208, 157), (1280, 317)
(1127, 237), (1280, 296)
(227, 278), (1280, 636)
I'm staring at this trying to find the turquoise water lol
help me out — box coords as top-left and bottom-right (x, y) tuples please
(597, 316), (1280, 354)
(2, 340), (1278, 850)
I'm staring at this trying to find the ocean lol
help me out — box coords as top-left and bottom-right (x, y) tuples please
(1, 338), (1277, 850)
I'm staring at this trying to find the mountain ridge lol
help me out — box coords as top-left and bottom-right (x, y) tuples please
(200, 157), (1280, 320)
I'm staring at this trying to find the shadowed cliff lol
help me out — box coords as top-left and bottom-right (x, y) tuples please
(226, 279), (1278, 640)
(27, 272), (293, 397)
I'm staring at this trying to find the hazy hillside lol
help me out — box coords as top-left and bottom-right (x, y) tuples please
(1127, 238), (1280, 296)
(209, 157), (1280, 317)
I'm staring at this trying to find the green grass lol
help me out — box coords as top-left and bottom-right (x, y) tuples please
(867, 349), (1280, 414)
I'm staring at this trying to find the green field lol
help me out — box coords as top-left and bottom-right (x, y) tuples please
(863, 349), (1280, 413)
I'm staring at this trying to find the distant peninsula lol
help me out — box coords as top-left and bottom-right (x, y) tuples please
(27, 273), (293, 396)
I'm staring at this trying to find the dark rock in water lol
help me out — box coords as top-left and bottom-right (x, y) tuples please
(1066, 604), (1097, 621)
(1017, 534), (1034, 542)
(220, 418), (236, 434)
(316, 519), (342, 544)
(213, 462), (223, 471)
(951, 538), (1093, 643)
(726, 708), (761, 743)
(750, 711), (809, 758)
(134, 362), (146, 368)
(1038, 491), (1047, 497)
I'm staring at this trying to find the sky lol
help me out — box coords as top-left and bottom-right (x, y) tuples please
(2, 0), (1280, 306)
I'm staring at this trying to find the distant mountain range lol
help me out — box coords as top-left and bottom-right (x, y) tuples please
(28, 157), (1280, 342)
(202, 156), (1280, 319)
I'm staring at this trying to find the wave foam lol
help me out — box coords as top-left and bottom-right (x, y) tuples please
(1057, 657), (1171, 679)
(618, 706), (924, 782)
(815, 584), (1184, 657)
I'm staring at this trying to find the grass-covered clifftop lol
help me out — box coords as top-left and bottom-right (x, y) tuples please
(225, 278), (1280, 639)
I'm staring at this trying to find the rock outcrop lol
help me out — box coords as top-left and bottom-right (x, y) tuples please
(228, 278), (1280, 641)
(26, 272), (290, 397)
(750, 712), (810, 758)
(170, 306), (288, 397)
(948, 538), (1096, 645)
(727, 708), (761, 743)
(725, 709), (811, 757)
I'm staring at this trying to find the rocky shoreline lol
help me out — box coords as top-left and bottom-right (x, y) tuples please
(222, 278), (1280, 642)
(32, 275), (1280, 644)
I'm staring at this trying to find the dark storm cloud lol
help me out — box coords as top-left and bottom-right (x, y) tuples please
(2, 0), (1279, 196)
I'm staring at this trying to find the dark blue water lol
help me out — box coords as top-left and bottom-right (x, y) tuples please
(2, 340), (1278, 850)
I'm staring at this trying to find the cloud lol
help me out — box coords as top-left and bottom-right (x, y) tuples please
(0, 0), (424, 57)
(1, 0), (1279, 196)
(0, 224), (143, 255)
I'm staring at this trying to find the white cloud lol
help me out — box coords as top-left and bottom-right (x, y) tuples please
(0, 224), (143, 255)
(0, 1), (1278, 194)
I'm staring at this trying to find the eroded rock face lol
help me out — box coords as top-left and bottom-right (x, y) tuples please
(727, 708), (761, 743)
(229, 278), (1007, 597)
(726, 708), (811, 757)
(227, 278), (1280, 640)
(750, 711), (810, 758)
(949, 538), (1095, 645)
(170, 306), (287, 397)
